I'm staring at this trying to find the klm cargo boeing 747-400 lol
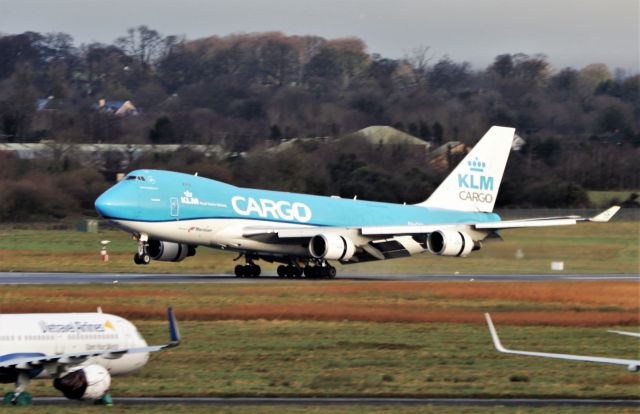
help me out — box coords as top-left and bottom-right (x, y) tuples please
(94, 126), (620, 278)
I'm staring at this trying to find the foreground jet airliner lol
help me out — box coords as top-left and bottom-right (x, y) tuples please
(95, 126), (620, 278)
(485, 313), (640, 372)
(1, 307), (180, 406)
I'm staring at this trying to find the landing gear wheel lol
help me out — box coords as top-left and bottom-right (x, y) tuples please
(234, 264), (244, 277)
(327, 266), (337, 279)
(95, 393), (114, 406)
(140, 253), (151, 264)
(304, 266), (317, 279)
(277, 265), (286, 278)
(244, 264), (260, 278)
(134, 253), (150, 265)
(3, 392), (15, 405)
(293, 267), (303, 278)
(11, 392), (31, 406)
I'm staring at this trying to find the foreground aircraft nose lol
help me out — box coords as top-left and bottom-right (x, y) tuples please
(95, 185), (137, 219)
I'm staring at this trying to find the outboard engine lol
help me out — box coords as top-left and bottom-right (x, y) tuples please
(426, 230), (475, 257)
(53, 364), (111, 400)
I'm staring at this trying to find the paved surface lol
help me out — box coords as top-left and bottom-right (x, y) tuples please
(0, 272), (637, 284)
(30, 396), (640, 407)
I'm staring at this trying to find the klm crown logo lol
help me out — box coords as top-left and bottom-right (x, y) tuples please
(181, 190), (200, 205)
(468, 157), (486, 173)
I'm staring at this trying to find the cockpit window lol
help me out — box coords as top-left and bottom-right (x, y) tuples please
(126, 175), (145, 181)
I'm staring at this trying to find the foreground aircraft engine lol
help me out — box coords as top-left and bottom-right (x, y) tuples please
(426, 230), (475, 257)
(53, 365), (111, 400)
(147, 239), (196, 262)
(308, 234), (356, 261)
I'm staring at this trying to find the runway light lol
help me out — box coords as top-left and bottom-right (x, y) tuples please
(100, 240), (111, 262)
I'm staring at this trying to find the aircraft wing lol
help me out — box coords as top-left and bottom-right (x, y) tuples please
(609, 330), (640, 338)
(243, 206), (620, 240)
(241, 207), (620, 263)
(0, 307), (180, 370)
(485, 313), (640, 372)
(474, 206), (620, 230)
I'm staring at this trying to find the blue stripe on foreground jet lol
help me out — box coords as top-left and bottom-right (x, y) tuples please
(95, 126), (620, 278)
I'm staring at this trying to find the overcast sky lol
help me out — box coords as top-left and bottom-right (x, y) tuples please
(1, 0), (638, 72)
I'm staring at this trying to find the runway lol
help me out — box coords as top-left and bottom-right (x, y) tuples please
(0, 272), (637, 284)
(30, 396), (640, 407)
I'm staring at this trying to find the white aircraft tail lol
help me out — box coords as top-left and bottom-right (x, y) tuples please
(418, 126), (515, 213)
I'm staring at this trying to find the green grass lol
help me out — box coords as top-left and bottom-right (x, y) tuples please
(16, 404), (640, 414)
(0, 221), (638, 274)
(1, 282), (638, 401)
(10, 319), (640, 400)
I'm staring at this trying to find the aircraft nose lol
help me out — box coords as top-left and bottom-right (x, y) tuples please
(95, 185), (136, 219)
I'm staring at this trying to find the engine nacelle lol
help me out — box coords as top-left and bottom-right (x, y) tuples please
(426, 230), (474, 257)
(53, 364), (111, 400)
(309, 234), (356, 261)
(148, 239), (196, 262)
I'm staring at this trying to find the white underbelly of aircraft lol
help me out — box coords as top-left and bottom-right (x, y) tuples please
(111, 218), (313, 256)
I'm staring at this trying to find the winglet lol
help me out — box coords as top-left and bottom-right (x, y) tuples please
(167, 306), (181, 347)
(590, 206), (620, 222)
(485, 313), (507, 352)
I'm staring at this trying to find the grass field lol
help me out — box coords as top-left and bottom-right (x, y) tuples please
(0, 220), (638, 274)
(0, 221), (638, 412)
(18, 404), (640, 414)
(1, 281), (638, 402)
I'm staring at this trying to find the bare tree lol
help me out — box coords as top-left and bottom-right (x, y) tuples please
(116, 25), (163, 66)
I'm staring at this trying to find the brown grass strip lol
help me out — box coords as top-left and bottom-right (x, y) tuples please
(300, 281), (640, 308)
(2, 302), (638, 326)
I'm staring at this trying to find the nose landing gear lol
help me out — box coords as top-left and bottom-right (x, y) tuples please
(133, 235), (151, 265)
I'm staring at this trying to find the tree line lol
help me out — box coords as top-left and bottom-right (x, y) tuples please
(0, 27), (638, 220)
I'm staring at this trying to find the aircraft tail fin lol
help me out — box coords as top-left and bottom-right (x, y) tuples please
(417, 126), (515, 213)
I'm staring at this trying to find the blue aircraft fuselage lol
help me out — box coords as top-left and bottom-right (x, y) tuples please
(95, 169), (500, 228)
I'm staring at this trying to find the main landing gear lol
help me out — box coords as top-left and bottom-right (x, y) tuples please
(234, 263), (261, 278)
(276, 264), (303, 278)
(3, 373), (32, 406)
(277, 260), (336, 279)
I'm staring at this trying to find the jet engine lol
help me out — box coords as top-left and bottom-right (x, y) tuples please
(147, 239), (196, 262)
(309, 234), (356, 261)
(53, 364), (111, 400)
(426, 230), (474, 257)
